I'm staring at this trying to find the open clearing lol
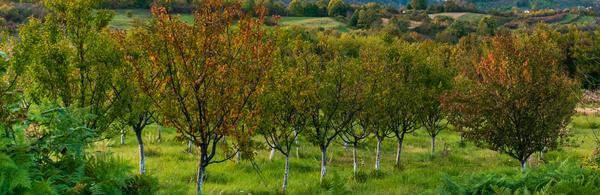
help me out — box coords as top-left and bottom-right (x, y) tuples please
(429, 12), (492, 23)
(109, 9), (350, 32)
(95, 115), (600, 194)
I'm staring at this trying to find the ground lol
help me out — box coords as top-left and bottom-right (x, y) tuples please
(92, 115), (599, 194)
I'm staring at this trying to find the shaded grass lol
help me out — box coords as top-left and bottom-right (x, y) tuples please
(94, 115), (598, 194)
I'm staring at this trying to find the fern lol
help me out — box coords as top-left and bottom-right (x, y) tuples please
(439, 160), (600, 194)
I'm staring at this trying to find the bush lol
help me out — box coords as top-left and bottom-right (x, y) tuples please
(123, 174), (159, 195)
(439, 160), (600, 194)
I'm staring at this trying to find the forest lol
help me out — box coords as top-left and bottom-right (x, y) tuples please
(1, 0), (600, 194)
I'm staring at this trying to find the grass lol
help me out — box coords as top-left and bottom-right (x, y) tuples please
(109, 9), (350, 32)
(109, 9), (194, 29)
(92, 115), (599, 194)
(457, 13), (492, 23)
(278, 17), (350, 32)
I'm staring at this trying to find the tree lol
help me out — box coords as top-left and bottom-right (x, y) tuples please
(288, 0), (303, 16)
(443, 30), (579, 171)
(418, 42), (454, 157)
(382, 17), (410, 36)
(357, 38), (390, 172)
(411, 0), (427, 10)
(241, 0), (256, 15)
(478, 16), (497, 36)
(304, 34), (361, 182)
(115, 29), (156, 175)
(135, 1), (274, 193)
(339, 121), (369, 178)
(572, 28), (600, 89)
(382, 40), (422, 168)
(327, 0), (347, 17)
(256, 29), (312, 193)
(14, 0), (120, 137)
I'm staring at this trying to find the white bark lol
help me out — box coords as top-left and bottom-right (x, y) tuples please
(375, 138), (382, 171)
(269, 147), (276, 161)
(320, 147), (327, 182)
(135, 131), (146, 175)
(294, 130), (300, 158)
(395, 140), (403, 168)
(188, 139), (193, 153)
(196, 155), (205, 194)
(120, 128), (125, 145)
(282, 154), (290, 193)
(521, 160), (527, 172)
(353, 143), (358, 178)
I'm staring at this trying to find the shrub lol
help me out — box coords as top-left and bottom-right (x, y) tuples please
(439, 160), (600, 194)
(123, 174), (159, 195)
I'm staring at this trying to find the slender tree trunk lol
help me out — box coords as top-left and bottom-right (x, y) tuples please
(395, 139), (403, 168)
(282, 154), (290, 193)
(157, 125), (162, 143)
(375, 137), (382, 171)
(520, 159), (527, 172)
(294, 130), (299, 158)
(343, 141), (348, 150)
(135, 130), (146, 175)
(196, 149), (206, 195)
(269, 147), (276, 161)
(431, 136), (436, 156)
(188, 139), (193, 153)
(121, 128), (125, 145)
(353, 142), (358, 178)
(320, 146), (327, 183)
(540, 146), (547, 162)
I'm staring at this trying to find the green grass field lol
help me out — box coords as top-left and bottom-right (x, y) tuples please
(92, 115), (599, 194)
(110, 9), (195, 29)
(109, 9), (350, 32)
(277, 17), (350, 32)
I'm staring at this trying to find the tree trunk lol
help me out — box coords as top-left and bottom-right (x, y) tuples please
(196, 148), (206, 195)
(121, 128), (125, 145)
(431, 136), (436, 156)
(135, 130), (146, 175)
(343, 141), (348, 150)
(540, 146), (547, 162)
(375, 137), (382, 171)
(188, 139), (193, 153)
(269, 147), (276, 161)
(395, 139), (403, 168)
(320, 147), (327, 183)
(282, 154), (290, 193)
(520, 159), (527, 172)
(157, 125), (162, 143)
(353, 142), (358, 178)
(294, 130), (299, 158)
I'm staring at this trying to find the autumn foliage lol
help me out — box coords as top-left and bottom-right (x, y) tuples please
(443, 29), (580, 171)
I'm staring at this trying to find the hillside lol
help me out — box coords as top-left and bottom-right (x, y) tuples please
(349, 0), (597, 10)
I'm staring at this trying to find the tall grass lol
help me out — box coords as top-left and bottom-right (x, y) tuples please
(94, 116), (598, 194)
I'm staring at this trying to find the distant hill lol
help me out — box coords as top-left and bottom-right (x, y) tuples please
(347, 0), (597, 10)
(470, 0), (598, 11)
